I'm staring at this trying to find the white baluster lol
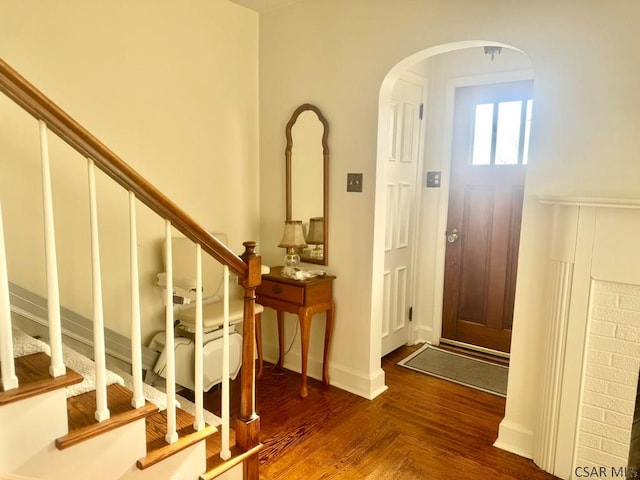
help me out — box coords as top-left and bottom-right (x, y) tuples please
(164, 222), (178, 444)
(193, 243), (205, 431)
(220, 265), (231, 460)
(0, 202), (18, 391)
(87, 158), (109, 422)
(38, 121), (65, 378)
(129, 192), (144, 408)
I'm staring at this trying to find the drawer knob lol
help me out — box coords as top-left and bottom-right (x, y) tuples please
(271, 284), (282, 294)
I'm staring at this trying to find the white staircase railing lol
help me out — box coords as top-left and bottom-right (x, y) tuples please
(163, 222), (178, 444)
(0, 57), (261, 477)
(38, 121), (65, 379)
(129, 192), (145, 409)
(0, 202), (18, 391)
(87, 158), (110, 422)
(4, 91), (235, 451)
(221, 265), (231, 460)
(194, 243), (205, 432)
(5, 119), (236, 448)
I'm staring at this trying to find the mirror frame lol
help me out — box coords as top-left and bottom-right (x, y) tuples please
(285, 103), (329, 266)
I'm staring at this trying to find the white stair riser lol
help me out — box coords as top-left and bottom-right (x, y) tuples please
(0, 390), (67, 472)
(13, 421), (147, 480)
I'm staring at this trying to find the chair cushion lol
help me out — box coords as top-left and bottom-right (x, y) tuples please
(176, 299), (264, 333)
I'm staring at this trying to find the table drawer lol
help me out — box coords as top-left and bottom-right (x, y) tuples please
(257, 279), (304, 305)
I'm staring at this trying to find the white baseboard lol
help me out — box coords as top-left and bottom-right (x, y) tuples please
(331, 363), (387, 400)
(262, 349), (387, 400)
(494, 418), (534, 459)
(412, 325), (433, 345)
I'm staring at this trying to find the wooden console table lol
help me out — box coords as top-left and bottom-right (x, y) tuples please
(255, 266), (336, 398)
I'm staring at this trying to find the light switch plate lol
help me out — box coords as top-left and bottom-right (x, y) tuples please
(426, 171), (441, 188)
(347, 173), (363, 192)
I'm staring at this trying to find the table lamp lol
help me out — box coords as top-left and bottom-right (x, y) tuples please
(278, 220), (307, 268)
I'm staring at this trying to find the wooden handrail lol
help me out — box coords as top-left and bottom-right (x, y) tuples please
(0, 58), (247, 279)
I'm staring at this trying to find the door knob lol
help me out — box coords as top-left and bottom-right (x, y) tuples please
(446, 228), (459, 243)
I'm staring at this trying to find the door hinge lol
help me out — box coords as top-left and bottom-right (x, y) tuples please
(409, 306), (413, 322)
(419, 103), (424, 120)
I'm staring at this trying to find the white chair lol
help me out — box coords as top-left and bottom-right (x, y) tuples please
(150, 234), (264, 391)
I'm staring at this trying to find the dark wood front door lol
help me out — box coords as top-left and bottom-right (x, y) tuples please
(442, 80), (533, 354)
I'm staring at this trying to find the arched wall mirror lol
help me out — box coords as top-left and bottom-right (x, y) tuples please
(285, 103), (329, 265)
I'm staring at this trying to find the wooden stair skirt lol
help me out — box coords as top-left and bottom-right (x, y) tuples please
(1, 352), (259, 479)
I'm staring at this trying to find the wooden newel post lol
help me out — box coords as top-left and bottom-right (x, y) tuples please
(237, 241), (261, 479)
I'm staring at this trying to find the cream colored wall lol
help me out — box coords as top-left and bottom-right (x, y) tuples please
(258, 0), (640, 463)
(0, 0), (259, 341)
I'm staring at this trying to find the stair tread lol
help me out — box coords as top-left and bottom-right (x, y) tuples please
(137, 408), (218, 470)
(0, 352), (83, 405)
(56, 383), (158, 450)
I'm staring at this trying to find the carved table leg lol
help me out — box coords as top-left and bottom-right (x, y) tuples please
(323, 301), (335, 386)
(299, 307), (312, 398)
(276, 311), (285, 370)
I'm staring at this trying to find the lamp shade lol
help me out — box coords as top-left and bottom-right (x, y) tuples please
(278, 220), (307, 248)
(306, 217), (324, 245)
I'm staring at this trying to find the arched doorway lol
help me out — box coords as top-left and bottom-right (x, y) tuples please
(372, 41), (534, 364)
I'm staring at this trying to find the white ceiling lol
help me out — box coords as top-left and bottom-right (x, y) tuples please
(228, 0), (303, 14)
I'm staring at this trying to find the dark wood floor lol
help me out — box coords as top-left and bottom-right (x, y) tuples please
(205, 345), (558, 479)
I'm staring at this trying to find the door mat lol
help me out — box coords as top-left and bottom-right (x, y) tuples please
(397, 344), (508, 397)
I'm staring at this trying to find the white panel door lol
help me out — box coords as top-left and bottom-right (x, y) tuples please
(381, 75), (424, 356)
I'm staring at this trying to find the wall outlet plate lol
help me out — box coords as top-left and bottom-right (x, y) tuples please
(347, 173), (363, 192)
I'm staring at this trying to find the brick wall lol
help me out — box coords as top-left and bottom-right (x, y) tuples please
(575, 280), (640, 470)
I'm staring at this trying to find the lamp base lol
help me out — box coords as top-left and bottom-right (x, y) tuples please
(284, 249), (300, 268)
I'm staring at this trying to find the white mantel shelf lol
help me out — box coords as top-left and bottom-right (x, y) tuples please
(538, 195), (640, 209)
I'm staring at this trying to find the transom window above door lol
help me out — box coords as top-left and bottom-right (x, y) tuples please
(471, 98), (533, 166)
